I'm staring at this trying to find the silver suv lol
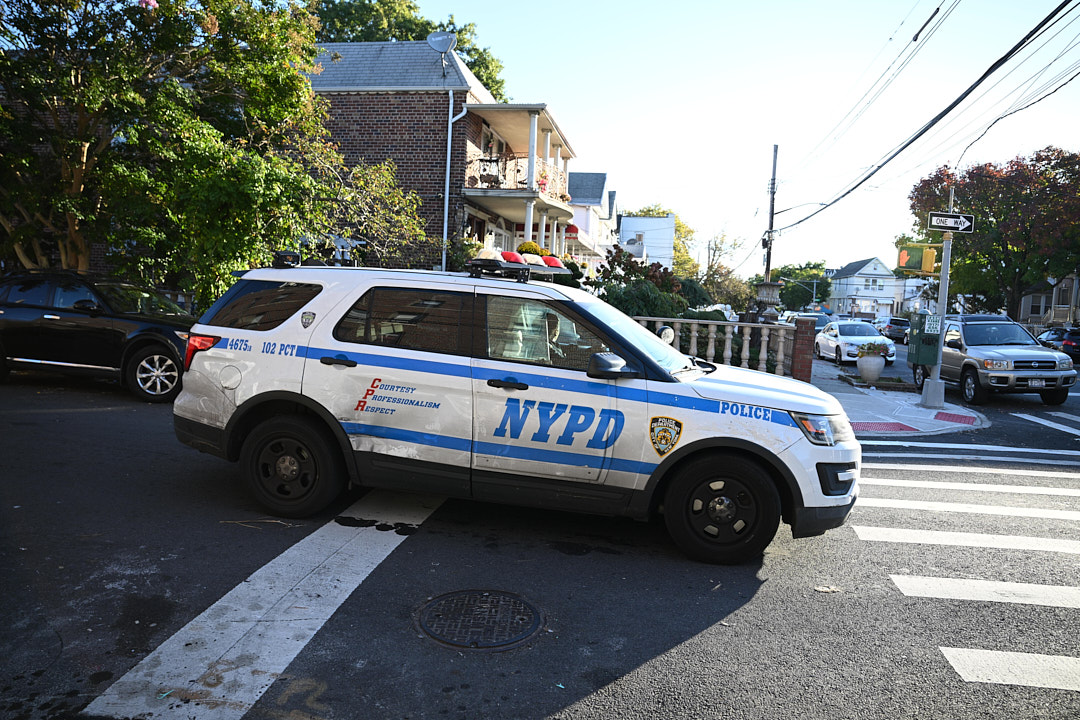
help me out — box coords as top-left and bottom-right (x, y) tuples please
(914, 314), (1075, 405)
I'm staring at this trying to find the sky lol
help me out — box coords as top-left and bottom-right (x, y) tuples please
(414, 0), (1080, 278)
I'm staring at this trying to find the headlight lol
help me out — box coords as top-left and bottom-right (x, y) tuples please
(1061, 358), (1075, 370)
(982, 359), (1010, 370)
(791, 412), (855, 446)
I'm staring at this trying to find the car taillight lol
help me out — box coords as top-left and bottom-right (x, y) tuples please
(184, 333), (221, 371)
(1065, 339), (1078, 348)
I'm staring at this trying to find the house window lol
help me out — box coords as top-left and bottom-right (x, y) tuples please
(481, 126), (506, 157)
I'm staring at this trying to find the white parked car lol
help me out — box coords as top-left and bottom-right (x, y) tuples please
(814, 321), (896, 365)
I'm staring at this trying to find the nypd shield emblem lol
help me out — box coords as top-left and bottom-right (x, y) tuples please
(650, 417), (682, 457)
(301, 311), (316, 328)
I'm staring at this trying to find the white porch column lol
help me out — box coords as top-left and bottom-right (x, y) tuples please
(527, 111), (538, 190)
(524, 200), (535, 245)
(543, 130), (551, 164)
(551, 219), (560, 255)
(538, 211), (548, 249)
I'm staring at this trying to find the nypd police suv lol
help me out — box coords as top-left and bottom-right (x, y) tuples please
(174, 254), (860, 564)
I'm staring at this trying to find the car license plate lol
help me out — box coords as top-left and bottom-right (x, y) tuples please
(1030, 378), (1045, 388)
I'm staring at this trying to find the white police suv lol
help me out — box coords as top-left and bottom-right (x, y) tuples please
(174, 254), (860, 564)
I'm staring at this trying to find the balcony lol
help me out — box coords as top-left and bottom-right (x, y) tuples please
(466, 155), (570, 202)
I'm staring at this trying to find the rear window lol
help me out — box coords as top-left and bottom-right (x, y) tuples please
(333, 287), (468, 356)
(890, 318), (910, 327)
(200, 280), (322, 331)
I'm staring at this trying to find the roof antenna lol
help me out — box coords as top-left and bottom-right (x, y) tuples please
(426, 31), (457, 77)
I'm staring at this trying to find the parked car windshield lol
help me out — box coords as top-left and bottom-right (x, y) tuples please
(963, 322), (1037, 346)
(839, 323), (880, 337)
(97, 282), (190, 317)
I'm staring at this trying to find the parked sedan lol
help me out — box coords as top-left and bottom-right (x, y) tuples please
(0, 270), (195, 401)
(815, 321), (896, 365)
(1037, 327), (1080, 362)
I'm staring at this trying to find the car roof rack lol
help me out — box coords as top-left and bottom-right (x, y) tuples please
(466, 257), (571, 283)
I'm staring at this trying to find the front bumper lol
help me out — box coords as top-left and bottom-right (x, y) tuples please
(979, 369), (1076, 392)
(790, 496), (857, 538)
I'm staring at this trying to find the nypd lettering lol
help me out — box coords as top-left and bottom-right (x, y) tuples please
(494, 398), (624, 449)
(649, 417), (682, 456)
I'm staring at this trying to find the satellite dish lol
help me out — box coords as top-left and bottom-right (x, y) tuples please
(426, 31), (457, 54)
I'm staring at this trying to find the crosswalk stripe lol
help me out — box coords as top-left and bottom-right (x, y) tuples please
(1050, 411), (1080, 422)
(862, 452), (1080, 467)
(861, 477), (1080, 497)
(85, 491), (442, 720)
(852, 526), (1080, 554)
(864, 463), (1080, 479)
(891, 575), (1080, 608)
(857, 497), (1080, 521)
(941, 648), (1080, 691)
(861, 440), (1080, 458)
(1011, 413), (1080, 437)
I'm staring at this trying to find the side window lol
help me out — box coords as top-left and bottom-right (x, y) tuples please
(2, 277), (54, 306)
(333, 287), (468, 356)
(944, 325), (962, 346)
(54, 279), (97, 309)
(201, 280), (322, 331)
(484, 296), (609, 371)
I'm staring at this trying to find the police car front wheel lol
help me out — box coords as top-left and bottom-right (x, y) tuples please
(241, 416), (346, 517)
(663, 454), (781, 565)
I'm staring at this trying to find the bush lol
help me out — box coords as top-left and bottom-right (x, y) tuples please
(517, 240), (543, 256)
(602, 280), (687, 318)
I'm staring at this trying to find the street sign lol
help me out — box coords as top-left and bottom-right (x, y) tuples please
(925, 315), (941, 335)
(928, 212), (974, 233)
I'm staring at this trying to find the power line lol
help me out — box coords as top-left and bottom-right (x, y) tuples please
(777, 0), (1079, 234)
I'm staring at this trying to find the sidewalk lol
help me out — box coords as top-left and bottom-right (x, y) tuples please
(809, 360), (989, 436)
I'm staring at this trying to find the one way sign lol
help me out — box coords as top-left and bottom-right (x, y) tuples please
(928, 212), (975, 233)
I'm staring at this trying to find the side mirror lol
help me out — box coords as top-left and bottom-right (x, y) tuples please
(655, 325), (675, 344)
(72, 299), (102, 315)
(587, 352), (639, 379)
(946, 338), (962, 349)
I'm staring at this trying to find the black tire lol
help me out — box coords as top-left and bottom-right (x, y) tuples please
(814, 343), (824, 360)
(1041, 388), (1069, 406)
(961, 368), (987, 405)
(913, 364), (928, 391)
(241, 416), (346, 517)
(885, 359), (894, 366)
(663, 454), (781, 565)
(126, 345), (182, 403)
(834, 348), (843, 365)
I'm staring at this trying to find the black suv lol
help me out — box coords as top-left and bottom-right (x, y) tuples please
(0, 270), (195, 402)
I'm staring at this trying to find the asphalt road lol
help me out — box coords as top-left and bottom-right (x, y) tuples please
(1, 370), (1078, 720)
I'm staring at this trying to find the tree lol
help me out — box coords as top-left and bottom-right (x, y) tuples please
(0, 0), (429, 305)
(316, 0), (508, 102)
(769, 261), (830, 311)
(623, 203), (699, 278)
(908, 148), (1080, 318)
(698, 233), (755, 311)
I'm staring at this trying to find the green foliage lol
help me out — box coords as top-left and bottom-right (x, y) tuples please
(316, 1), (508, 101)
(551, 258), (582, 289)
(602, 279), (688, 318)
(445, 234), (483, 272)
(770, 261), (830, 310)
(698, 233), (755, 312)
(677, 277), (714, 309)
(909, 147), (1080, 317)
(0, 0), (428, 306)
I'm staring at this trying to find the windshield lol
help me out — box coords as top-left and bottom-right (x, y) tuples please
(581, 299), (696, 375)
(840, 323), (880, 337)
(97, 282), (190, 317)
(964, 323), (1036, 346)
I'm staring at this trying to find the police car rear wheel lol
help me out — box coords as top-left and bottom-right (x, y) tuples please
(663, 454), (780, 564)
(241, 416), (346, 517)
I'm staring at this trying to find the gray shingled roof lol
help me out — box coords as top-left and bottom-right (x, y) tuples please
(309, 41), (495, 102)
(567, 173), (607, 206)
(830, 258), (878, 278)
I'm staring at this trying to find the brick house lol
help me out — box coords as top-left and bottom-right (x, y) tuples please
(310, 41), (577, 269)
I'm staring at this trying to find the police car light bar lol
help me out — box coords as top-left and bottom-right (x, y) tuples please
(466, 250), (571, 282)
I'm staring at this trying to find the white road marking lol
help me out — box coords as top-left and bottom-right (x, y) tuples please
(941, 648), (1080, 692)
(860, 477), (1080, 497)
(891, 575), (1080, 608)
(84, 491), (442, 720)
(857, 497), (1080, 521)
(1011, 413), (1080, 437)
(861, 441), (1080, 458)
(864, 463), (1080, 479)
(852, 526), (1080, 554)
(862, 452), (1080, 467)
(1050, 412), (1080, 422)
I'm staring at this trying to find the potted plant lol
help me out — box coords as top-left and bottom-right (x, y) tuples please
(856, 341), (889, 383)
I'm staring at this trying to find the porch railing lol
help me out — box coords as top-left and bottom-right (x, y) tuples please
(634, 316), (817, 383)
(465, 155), (569, 202)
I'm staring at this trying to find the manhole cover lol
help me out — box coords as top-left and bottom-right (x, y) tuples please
(417, 590), (543, 651)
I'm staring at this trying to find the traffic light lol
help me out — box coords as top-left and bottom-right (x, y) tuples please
(921, 247), (937, 273)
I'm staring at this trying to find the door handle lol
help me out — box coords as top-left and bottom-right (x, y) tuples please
(487, 378), (528, 391)
(44, 314), (60, 320)
(320, 355), (358, 368)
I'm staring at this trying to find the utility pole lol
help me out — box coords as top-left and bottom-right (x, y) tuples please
(764, 144), (778, 282)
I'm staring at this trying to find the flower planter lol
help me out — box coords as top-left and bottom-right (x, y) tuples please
(856, 354), (885, 383)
